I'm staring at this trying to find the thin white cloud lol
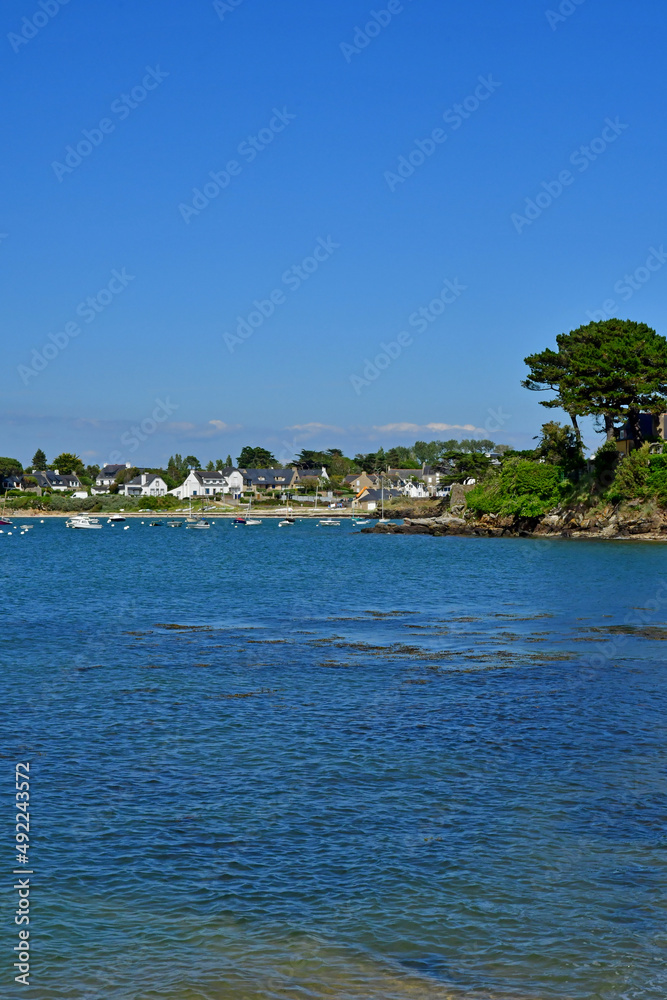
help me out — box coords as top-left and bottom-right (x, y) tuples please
(286, 422), (345, 434)
(373, 422), (484, 435)
(425, 422), (482, 433)
(167, 419), (240, 439)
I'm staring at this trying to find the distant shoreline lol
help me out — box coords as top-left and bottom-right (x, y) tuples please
(4, 510), (370, 520)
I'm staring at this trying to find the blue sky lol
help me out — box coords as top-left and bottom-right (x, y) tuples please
(2, 0), (666, 467)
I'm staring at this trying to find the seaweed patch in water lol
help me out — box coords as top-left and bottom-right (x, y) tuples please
(154, 623), (214, 631)
(216, 688), (281, 699)
(363, 610), (419, 617)
(584, 625), (667, 639)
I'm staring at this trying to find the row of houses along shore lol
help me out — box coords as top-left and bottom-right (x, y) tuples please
(2, 463), (457, 512)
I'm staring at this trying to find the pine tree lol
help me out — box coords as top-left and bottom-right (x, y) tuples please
(523, 319), (667, 446)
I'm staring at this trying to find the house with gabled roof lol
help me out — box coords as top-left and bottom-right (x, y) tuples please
(240, 468), (297, 493)
(351, 487), (403, 511)
(92, 463), (134, 494)
(31, 470), (83, 492)
(121, 473), (169, 497)
(343, 472), (379, 492)
(386, 464), (441, 495)
(168, 468), (246, 500)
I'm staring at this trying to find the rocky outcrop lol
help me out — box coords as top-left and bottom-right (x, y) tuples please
(361, 504), (667, 540)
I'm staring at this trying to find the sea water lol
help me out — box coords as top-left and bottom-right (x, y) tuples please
(1, 519), (666, 999)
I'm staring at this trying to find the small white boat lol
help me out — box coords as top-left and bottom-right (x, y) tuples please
(318, 519), (340, 526)
(377, 518), (392, 524)
(279, 519), (295, 526)
(66, 515), (102, 530)
(245, 519), (262, 525)
(107, 514), (126, 523)
(186, 519), (210, 530)
(20, 524), (34, 530)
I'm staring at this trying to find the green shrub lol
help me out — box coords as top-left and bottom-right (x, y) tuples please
(607, 445), (650, 501)
(466, 459), (564, 518)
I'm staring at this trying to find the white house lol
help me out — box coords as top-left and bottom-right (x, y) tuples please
(169, 468), (244, 500)
(122, 473), (169, 497)
(92, 463), (133, 494)
(386, 465), (441, 495)
(401, 480), (430, 499)
(221, 468), (244, 495)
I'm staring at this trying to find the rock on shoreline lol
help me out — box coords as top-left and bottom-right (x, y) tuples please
(362, 506), (667, 540)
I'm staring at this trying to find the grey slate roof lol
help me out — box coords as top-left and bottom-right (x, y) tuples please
(241, 468), (294, 486)
(32, 470), (81, 488)
(357, 488), (403, 501)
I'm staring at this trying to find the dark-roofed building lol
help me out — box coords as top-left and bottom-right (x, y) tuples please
(0, 474), (24, 492)
(385, 464), (441, 495)
(93, 463), (134, 494)
(32, 470), (83, 492)
(121, 473), (169, 497)
(168, 468), (245, 500)
(241, 468), (297, 492)
(343, 472), (379, 492)
(352, 487), (403, 511)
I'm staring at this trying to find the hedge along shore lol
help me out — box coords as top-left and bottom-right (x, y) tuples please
(4, 508), (366, 519)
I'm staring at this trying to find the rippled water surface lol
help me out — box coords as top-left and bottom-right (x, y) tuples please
(2, 519), (666, 999)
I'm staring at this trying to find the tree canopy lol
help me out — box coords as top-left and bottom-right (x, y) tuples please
(31, 448), (46, 469)
(523, 319), (667, 445)
(0, 456), (23, 477)
(237, 446), (277, 468)
(533, 421), (585, 478)
(50, 453), (84, 475)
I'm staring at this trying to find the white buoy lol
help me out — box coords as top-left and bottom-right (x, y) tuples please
(124, 525), (130, 530)
(8, 532), (12, 535)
